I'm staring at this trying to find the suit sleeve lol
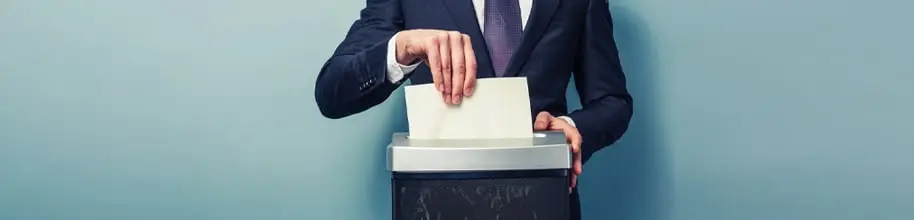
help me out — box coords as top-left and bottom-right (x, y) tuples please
(315, 0), (406, 119)
(568, 0), (634, 162)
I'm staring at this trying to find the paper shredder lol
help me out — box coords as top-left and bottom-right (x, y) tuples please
(387, 131), (571, 220)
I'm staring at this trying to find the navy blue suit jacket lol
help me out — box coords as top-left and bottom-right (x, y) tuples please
(315, 0), (633, 163)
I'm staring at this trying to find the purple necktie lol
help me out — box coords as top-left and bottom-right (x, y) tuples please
(483, 0), (523, 77)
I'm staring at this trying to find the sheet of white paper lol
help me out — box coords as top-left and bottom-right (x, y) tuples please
(404, 77), (533, 140)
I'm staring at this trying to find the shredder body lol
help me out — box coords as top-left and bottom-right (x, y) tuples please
(387, 131), (571, 220)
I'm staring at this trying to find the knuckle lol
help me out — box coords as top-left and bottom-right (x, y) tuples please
(467, 62), (477, 70)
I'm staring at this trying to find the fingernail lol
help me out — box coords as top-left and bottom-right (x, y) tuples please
(453, 95), (461, 104)
(464, 88), (473, 96)
(437, 84), (443, 92)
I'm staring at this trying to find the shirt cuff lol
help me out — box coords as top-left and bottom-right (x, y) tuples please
(386, 33), (422, 83)
(557, 116), (577, 128)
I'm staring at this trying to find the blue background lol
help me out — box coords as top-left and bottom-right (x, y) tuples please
(1, 0), (912, 219)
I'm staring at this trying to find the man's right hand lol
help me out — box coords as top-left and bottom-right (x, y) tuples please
(395, 29), (477, 105)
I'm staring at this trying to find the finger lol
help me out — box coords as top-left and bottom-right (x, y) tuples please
(571, 174), (578, 190)
(569, 132), (582, 154)
(570, 133), (583, 175)
(574, 150), (583, 175)
(448, 31), (464, 104)
(426, 38), (442, 93)
(570, 141), (582, 190)
(462, 34), (477, 97)
(437, 34), (452, 104)
(533, 111), (552, 131)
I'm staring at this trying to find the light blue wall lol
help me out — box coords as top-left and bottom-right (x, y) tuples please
(578, 0), (914, 220)
(1, 1), (403, 219)
(1, 0), (911, 220)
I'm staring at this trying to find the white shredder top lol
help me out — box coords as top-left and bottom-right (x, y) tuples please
(387, 131), (571, 172)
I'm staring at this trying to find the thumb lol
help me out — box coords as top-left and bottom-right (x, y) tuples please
(533, 111), (553, 131)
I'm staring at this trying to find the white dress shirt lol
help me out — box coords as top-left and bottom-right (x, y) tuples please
(383, 0), (576, 127)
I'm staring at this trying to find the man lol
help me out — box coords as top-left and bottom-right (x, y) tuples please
(314, 0), (633, 218)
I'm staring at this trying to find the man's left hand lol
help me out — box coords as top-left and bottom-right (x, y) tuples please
(533, 111), (583, 192)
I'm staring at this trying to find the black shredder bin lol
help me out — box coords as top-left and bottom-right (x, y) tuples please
(387, 131), (571, 220)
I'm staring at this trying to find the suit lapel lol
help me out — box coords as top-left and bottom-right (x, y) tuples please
(504, 0), (560, 77)
(442, 0), (496, 78)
